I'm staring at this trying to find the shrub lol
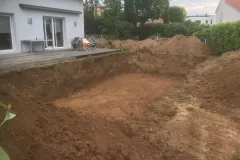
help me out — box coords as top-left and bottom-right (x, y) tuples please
(195, 21), (240, 55)
(148, 21), (207, 38)
(194, 26), (211, 41)
(150, 23), (166, 37)
(163, 23), (188, 37)
(114, 20), (135, 40)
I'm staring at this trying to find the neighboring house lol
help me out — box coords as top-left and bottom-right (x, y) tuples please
(186, 15), (216, 25)
(216, 0), (240, 23)
(0, 0), (84, 54)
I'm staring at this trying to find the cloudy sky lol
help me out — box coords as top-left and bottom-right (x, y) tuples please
(170, 0), (220, 16)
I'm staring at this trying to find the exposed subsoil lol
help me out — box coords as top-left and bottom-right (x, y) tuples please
(0, 36), (240, 160)
(55, 73), (175, 119)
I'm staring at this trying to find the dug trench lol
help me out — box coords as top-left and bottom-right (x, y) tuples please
(0, 36), (240, 160)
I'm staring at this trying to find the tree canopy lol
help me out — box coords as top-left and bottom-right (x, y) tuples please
(169, 6), (187, 23)
(124, 0), (169, 25)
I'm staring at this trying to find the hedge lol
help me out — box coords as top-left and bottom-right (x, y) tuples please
(195, 21), (240, 55)
(148, 22), (209, 38)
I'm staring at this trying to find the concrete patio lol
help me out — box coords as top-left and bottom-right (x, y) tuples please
(0, 48), (120, 72)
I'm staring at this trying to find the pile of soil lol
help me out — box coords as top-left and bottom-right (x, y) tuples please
(110, 39), (167, 52)
(109, 35), (212, 56)
(97, 38), (112, 48)
(110, 40), (139, 51)
(152, 35), (213, 55)
(191, 51), (240, 109)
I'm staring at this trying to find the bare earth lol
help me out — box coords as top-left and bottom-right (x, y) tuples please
(55, 74), (173, 119)
(55, 73), (240, 160)
(1, 36), (240, 160)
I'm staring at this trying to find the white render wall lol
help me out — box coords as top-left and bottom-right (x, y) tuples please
(216, 0), (240, 23)
(186, 15), (216, 25)
(0, 0), (84, 53)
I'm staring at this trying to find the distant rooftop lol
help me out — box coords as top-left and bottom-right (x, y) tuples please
(227, 0), (240, 10)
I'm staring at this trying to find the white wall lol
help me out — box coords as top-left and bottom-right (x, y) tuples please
(216, 0), (240, 23)
(186, 15), (216, 25)
(0, 0), (84, 53)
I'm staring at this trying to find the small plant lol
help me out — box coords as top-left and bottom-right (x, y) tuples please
(0, 101), (16, 160)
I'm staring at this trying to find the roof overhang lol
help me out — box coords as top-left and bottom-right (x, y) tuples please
(19, 3), (82, 15)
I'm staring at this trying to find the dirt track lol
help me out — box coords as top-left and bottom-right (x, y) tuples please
(0, 36), (240, 160)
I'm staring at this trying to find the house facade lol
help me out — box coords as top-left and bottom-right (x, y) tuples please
(0, 0), (84, 54)
(186, 15), (216, 25)
(216, 0), (240, 23)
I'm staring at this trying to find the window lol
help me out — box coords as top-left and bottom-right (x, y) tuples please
(0, 16), (13, 51)
(211, 19), (213, 25)
(43, 17), (64, 49)
(220, 12), (224, 23)
(206, 20), (208, 24)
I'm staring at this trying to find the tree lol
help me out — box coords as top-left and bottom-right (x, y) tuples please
(162, 0), (170, 23)
(169, 6), (187, 23)
(104, 0), (122, 18)
(124, 0), (136, 24)
(124, 0), (169, 25)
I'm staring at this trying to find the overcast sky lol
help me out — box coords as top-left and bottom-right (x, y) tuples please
(170, 0), (220, 16)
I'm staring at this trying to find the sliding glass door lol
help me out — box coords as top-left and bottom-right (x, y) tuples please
(43, 17), (63, 49)
(0, 16), (13, 51)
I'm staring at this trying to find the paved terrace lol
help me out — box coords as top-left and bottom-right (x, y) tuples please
(0, 48), (120, 72)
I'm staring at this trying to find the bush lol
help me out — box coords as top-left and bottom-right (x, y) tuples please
(150, 23), (166, 37)
(194, 26), (211, 41)
(114, 20), (135, 40)
(163, 23), (188, 37)
(147, 21), (208, 38)
(211, 21), (240, 54)
(194, 21), (240, 55)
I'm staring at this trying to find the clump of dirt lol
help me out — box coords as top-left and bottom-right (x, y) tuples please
(191, 51), (240, 108)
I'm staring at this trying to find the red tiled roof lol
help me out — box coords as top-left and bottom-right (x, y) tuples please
(226, 0), (240, 10)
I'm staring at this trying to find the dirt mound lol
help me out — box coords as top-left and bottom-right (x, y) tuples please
(110, 40), (138, 51)
(110, 39), (167, 52)
(192, 51), (240, 109)
(110, 35), (212, 56)
(97, 38), (111, 48)
(147, 35), (212, 55)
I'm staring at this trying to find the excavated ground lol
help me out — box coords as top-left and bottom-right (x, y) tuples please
(0, 36), (240, 160)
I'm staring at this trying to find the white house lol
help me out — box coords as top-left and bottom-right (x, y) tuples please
(0, 0), (84, 54)
(186, 15), (216, 25)
(216, 0), (240, 23)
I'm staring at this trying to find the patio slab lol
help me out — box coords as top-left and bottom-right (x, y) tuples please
(0, 48), (120, 72)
